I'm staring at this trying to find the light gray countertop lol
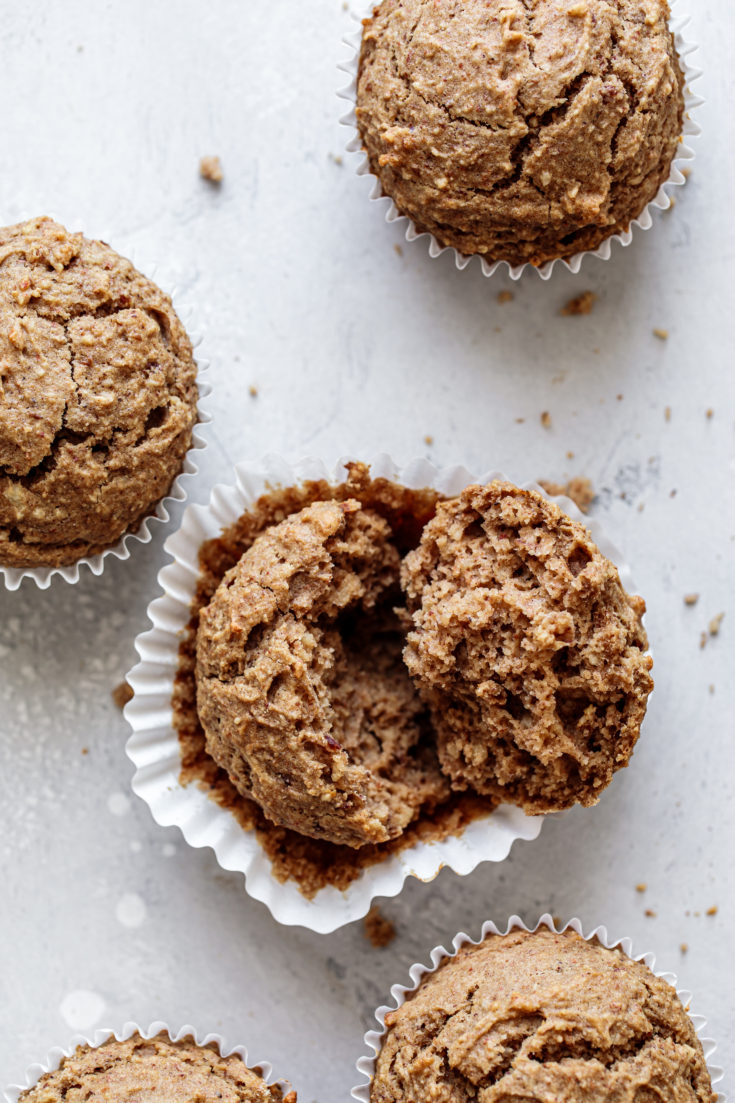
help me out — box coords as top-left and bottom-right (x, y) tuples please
(0, 1), (732, 1099)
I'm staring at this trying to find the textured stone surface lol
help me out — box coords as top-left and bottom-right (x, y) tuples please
(0, 5), (730, 1103)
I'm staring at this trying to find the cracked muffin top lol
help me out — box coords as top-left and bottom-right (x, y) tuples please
(372, 927), (715, 1103)
(0, 216), (198, 568)
(196, 497), (449, 848)
(356, 0), (685, 266)
(401, 481), (653, 812)
(19, 1032), (291, 1103)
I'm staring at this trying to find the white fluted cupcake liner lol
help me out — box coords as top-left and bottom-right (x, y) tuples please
(338, 4), (702, 280)
(125, 454), (646, 934)
(353, 913), (724, 1103)
(0, 223), (211, 591)
(2, 1020), (292, 1103)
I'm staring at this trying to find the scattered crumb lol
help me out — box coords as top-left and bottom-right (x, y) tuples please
(497, 290), (514, 304)
(680, 943), (688, 954)
(331, 153), (344, 166)
(248, 384), (259, 398)
(81, 747), (88, 756)
(566, 451), (574, 460)
(653, 327), (669, 340)
(199, 155), (223, 184)
(644, 909), (657, 918)
(664, 406), (672, 422)
(637, 502), (645, 512)
(616, 394), (623, 401)
(561, 290), (596, 316)
(709, 684), (715, 695)
(706, 906), (718, 917)
(364, 904), (396, 948)
(393, 243), (403, 257)
(636, 883), (647, 893)
(684, 594), (699, 606)
(706, 408), (714, 419)
(699, 631), (708, 650)
(540, 411), (552, 429)
(515, 417), (525, 424)
(681, 167), (691, 180)
(283, 1094), (297, 1103)
(669, 489), (677, 498)
(112, 681), (134, 710)
(424, 434), (433, 446)
(342, 0), (349, 8)
(538, 477), (595, 514)
(708, 612), (725, 637)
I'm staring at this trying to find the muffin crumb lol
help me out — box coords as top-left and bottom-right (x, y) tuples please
(561, 291), (596, 316)
(497, 290), (514, 305)
(540, 411), (552, 429)
(665, 406), (672, 421)
(199, 155), (223, 183)
(706, 905), (718, 917)
(538, 477), (594, 514)
(684, 593), (699, 606)
(653, 327), (669, 340)
(636, 882), (647, 893)
(644, 908), (657, 918)
(248, 385), (259, 398)
(364, 904), (396, 948)
(112, 681), (134, 710)
(708, 612), (725, 637)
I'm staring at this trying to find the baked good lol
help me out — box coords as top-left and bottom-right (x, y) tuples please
(0, 216), (198, 568)
(356, 0), (685, 266)
(401, 481), (653, 811)
(372, 926), (715, 1103)
(196, 497), (448, 848)
(19, 1032), (291, 1103)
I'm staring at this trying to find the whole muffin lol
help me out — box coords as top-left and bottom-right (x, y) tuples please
(19, 1032), (292, 1103)
(372, 927), (715, 1103)
(0, 217), (198, 568)
(196, 497), (448, 848)
(401, 482), (653, 812)
(356, 0), (685, 266)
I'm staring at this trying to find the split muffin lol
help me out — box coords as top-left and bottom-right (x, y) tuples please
(356, 0), (686, 266)
(18, 1032), (293, 1103)
(0, 216), (198, 568)
(402, 481), (654, 812)
(195, 496), (449, 848)
(372, 927), (715, 1103)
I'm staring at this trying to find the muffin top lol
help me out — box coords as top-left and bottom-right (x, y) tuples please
(372, 927), (715, 1103)
(19, 1032), (290, 1103)
(196, 497), (448, 848)
(0, 216), (198, 568)
(401, 481), (653, 811)
(357, 0), (684, 266)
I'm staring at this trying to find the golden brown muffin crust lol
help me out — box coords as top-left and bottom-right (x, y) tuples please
(196, 497), (448, 848)
(0, 217), (198, 568)
(19, 1032), (288, 1103)
(357, 0), (685, 265)
(372, 928), (715, 1103)
(401, 481), (653, 811)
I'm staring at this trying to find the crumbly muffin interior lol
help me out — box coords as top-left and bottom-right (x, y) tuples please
(402, 481), (653, 811)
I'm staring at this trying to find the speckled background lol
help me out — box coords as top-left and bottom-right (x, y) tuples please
(0, 2), (732, 1100)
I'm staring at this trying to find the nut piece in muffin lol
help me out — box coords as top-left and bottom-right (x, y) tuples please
(0, 216), (198, 568)
(19, 1031), (291, 1103)
(401, 481), (653, 811)
(196, 497), (449, 848)
(357, 0), (685, 266)
(372, 927), (715, 1103)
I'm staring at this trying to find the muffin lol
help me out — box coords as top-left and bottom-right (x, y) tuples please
(356, 0), (685, 266)
(18, 1032), (292, 1103)
(372, 927), (715, 1103)
(195, 496), (449, 848)
(401, 481), (653, 812)
(0, 216), (198, 568)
